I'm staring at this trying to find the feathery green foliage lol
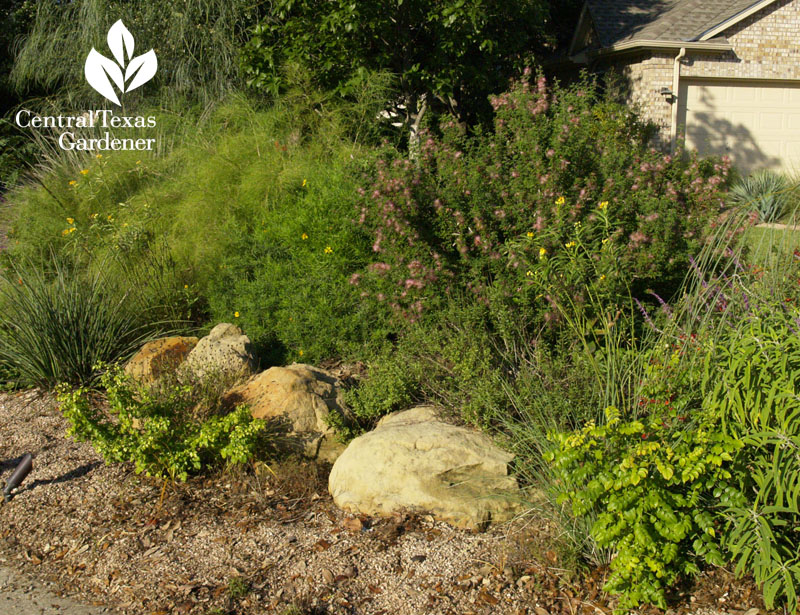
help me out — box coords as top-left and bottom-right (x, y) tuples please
(11, 0), (262, 107)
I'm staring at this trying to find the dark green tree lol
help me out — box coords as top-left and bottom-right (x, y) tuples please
(241, 0), (575, 129)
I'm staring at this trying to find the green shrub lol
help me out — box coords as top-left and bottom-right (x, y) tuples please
(57, 364), (267, 481)
(0, 254), (179, 388)
(343, 302), (509, 429)
(546, 403), (742, 612)
(354, 74), (732, 335)
(704, 316), (800, 612)
(729, 169), (796, 223)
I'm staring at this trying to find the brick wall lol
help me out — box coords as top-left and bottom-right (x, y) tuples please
(606, 0), (800, 148)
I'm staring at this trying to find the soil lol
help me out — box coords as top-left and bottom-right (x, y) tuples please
(0, 389), (776, 615)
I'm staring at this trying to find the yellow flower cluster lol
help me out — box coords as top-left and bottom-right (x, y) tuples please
(301, 233), (308, 240)
(526, 231), (534, 238)
(324, 246), (333, 254)
(565, 241), (577, 249)
(598, 201), (609, 210)
(555, 196), (565, 205)
(539, 247), (547, 258)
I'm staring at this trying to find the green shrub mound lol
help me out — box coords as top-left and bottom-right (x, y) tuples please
(2, 91), (393, 366)
(57, 365), (267, 482)
(354, 75), (731, 338)
(548, 259), (800, 612)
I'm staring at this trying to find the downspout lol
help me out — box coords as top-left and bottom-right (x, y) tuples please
(670, 47), (686, 153)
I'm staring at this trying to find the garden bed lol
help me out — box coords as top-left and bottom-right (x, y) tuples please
(0, 390), (771, 615)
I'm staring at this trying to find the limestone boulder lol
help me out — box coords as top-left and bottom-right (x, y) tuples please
(124, 336), (199, 383)
(220, 363), (347, 462)
(329, 406), (521, 530)
(181, 323), (256, 380)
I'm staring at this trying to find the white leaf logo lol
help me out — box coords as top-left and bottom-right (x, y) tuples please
(85, 20), (157, 105)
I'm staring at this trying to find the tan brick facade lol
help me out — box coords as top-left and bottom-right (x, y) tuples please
(606, 0), (800, 148)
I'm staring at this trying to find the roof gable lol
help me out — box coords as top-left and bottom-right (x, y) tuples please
(585, 0), (780, 47)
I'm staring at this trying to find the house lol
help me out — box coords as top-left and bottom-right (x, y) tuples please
(563, 0), (800, 174)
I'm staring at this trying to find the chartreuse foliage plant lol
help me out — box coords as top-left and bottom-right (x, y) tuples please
(704, 317), (800, 612)
(57, 364), (266, 481)
(546, 403), (742, 612)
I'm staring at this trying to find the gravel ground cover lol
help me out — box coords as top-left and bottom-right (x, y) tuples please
(0, 390), (774, 615)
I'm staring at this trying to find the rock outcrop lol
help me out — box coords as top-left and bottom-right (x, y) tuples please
(328, 406), (521, 530)
(221, 363), (347, 462)
(124, 336), (199, 383)
(181, 323), (256, 380)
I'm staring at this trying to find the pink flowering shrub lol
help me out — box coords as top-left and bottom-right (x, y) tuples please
(355, 74), (732, 330)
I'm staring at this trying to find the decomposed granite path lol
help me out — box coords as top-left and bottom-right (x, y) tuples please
(0, 565), (113, 615)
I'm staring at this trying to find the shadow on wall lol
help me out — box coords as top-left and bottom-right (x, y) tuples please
(683, 112), (782, 174)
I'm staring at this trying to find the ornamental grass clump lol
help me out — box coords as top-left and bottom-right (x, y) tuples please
(0, 254), (177, 389)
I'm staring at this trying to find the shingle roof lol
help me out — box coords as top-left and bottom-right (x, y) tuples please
(586, 0), (772, 46)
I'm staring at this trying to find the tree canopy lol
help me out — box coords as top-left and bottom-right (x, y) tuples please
(241, 0), (577, 125)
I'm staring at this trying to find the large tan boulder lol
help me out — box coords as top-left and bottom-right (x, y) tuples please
(220, 363), (347, 462)
(181, 323), (256, 380)
(328, 406), (521, 530)
(124, 336), (199, 383)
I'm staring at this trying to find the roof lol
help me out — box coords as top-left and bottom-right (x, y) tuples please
(585, 0), (778, 47)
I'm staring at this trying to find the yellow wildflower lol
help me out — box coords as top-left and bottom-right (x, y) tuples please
(299, 349), (304, 356)
(599, 201), (609, 210)
(66, 217), (74, 225)
(301, 233), (308, 240)
(68, 180), (78, 186)
(565, 241), (576, 248)
(526, 270), (534, 277)
(234, 311), (240, 318)
(324, 246), (333, 254)
(599, 274), (606, 281)
(526, 232), (534, 238)
(302, 179), (307, 187)
(96, 154), (102, 159)
(539, 247), (547, 258)
(555, 196), (565, 205)
(90, 213), (98, 220)
(135, 160), (141, 165)
(184, 284), (188, 289)
(80, 169), (89, 175)
(107, 214), (113, 221)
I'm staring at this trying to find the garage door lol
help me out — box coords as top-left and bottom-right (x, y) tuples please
(677, 79), (800, 174)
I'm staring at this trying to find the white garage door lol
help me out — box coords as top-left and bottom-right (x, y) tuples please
(677, 79), (800, 174)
